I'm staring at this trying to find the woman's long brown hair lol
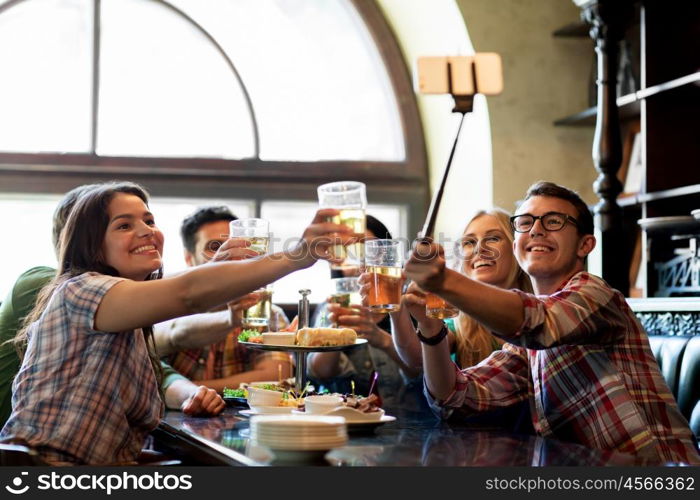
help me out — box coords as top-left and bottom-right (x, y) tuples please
(15, 181), (163, 384)
(453, 208), (533, 367)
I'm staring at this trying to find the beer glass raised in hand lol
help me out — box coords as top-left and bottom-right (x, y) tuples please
(328, 277), (361, 327)
(365, 239), (403, 313)
(329, 277), (361, 308)
(230, 218), (272, 330)
(317, 181), (367, 270)
(229, 218), (270, 255)
(425, 293), (458, 319)
(243, 285), (274, 332)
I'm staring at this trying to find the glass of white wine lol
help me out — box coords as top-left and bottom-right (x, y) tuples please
(229, 218), (270, 255)
(317, 181), (367, 270)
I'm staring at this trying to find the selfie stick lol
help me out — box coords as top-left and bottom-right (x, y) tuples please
(418, 60), (476, 241)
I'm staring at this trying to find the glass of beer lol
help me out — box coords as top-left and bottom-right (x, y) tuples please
(425, 294), (458, 319)
(243, 285), (273, 332)
(365, 239), (403, 313)
(230, 218), (272, 330)
(327, 277), (361, 326)
(229, 218), (270, 255)
(317, 181), (367, 270)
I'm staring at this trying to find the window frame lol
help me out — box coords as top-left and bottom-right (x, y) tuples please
(0, 0), (429, 236)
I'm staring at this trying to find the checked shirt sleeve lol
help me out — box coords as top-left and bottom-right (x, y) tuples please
(505, 273), (629, 349)
(425, 343), (530, 419)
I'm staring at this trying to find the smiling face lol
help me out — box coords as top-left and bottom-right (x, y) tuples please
(102, 193), (164, 281)
(461, 214), (515, 289)
(513, 195), (595, 294)
(186, 219), (231, 267)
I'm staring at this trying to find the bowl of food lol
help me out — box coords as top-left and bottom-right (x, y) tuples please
(247, 386), (284, 407)
(222, 387), (248, 408)
(303, 394), (344, 414)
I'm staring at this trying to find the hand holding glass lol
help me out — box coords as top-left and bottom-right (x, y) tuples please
(328, 277), (361, 326)
(317, 181), (367, 270)
(229, 218), (272, 330)
(425, 293), (458, 319)
(229, 218), (270, 255)
(365, 239), (403, 313)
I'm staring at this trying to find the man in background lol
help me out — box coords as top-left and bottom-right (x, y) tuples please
(161, 206), (292, 392)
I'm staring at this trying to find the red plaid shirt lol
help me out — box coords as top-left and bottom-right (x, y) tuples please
(427, 272), (700, 465)
(167, 306), (290, 381)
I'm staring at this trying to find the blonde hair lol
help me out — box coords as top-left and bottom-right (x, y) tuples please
(453, 208), (532, 367)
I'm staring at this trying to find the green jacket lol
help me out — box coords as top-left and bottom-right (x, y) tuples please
(0, 266), (185, 427)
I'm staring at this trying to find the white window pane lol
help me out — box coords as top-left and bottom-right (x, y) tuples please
(97, 0), (255, 158)
(0, 0), (91, 152)
(366, 204), (407, 240)
(170, 0), (404, 161)
(260, 201), (328, 304)
(0, 194), (256, 300)
(0, 194), (60, 300)
(149, 197), (254, 276)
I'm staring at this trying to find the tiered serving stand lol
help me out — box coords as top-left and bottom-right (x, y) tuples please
(239, 339), (368, 393)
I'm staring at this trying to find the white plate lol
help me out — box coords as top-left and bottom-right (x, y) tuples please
(638, 216), (698, 231)
(241, 407), (296, 416)
(253, 437), (347, 450)
(269, 449), (332, 465)
(292, 408), (394, 426)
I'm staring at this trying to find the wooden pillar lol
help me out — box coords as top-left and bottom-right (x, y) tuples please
(577, 0), (633, 294)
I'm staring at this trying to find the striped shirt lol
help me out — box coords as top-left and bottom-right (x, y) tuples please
(1, 273), (163, 465)
(426, 272), (700, 465)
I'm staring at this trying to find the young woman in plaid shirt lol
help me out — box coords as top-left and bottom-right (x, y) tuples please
(1, 181), (356, 465)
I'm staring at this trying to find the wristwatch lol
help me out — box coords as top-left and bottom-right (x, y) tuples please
(416, 323), (448, 346)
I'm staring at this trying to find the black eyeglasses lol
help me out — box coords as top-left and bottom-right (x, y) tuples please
(509, 212), (579, 233)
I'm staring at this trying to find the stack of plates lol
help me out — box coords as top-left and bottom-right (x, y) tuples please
(250, 415), (347, 452)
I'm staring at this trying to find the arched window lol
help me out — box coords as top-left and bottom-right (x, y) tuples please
(0, 0), (427, 302)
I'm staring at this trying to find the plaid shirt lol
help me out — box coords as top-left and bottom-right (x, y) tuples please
(1, 273), (163, 465)
(426, 272), (700, 465)
(167, 305), (290, 381)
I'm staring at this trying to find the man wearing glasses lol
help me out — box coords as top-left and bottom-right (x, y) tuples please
(405, 181), (699, 465)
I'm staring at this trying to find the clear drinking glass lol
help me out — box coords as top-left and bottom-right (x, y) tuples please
(327, 277), (361, 327)
(229, 218), (270, 255)
(365, 239), (403, 313)
(425, 246), (459, 319)
(425, 293), (458, 319)
(317, 181), (367, 270)
(329, 277), (361, 307)
(230, 218), (272, 330)
(242, 284), (274, 332)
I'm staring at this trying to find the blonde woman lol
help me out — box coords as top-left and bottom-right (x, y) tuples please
(382, 208), (532, 370)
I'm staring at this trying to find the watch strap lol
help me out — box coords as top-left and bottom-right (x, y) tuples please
(416, 323), (448, 346)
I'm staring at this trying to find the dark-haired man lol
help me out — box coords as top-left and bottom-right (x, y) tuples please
(403, 181), (699, 464)
(160, 206), (291, 393)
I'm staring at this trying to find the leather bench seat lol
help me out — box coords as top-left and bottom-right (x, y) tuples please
(648, 335), (700, 438)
